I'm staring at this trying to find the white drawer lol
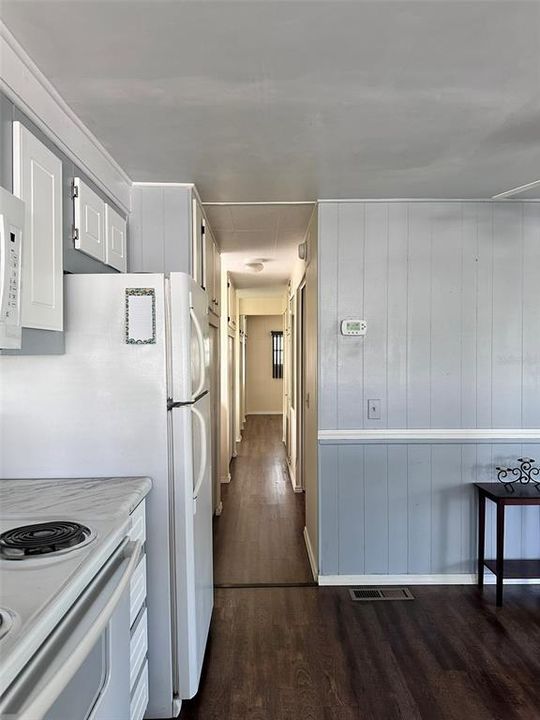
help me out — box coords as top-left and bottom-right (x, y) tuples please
(130, 661), (149, 720)
(130, 554), (147, 627)
(130, 607), (148, 691)
(129, 500), (146, 545)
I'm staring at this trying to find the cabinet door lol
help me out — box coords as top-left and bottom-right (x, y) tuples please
(227, 274), (236, 328)
(105, 204), (127, 272)
(213, 242), (221, 314)
(192, 198), (204, 287)
(204, 223), (214, 305)
(13, 122), (63, 331)
(74, 178), (105, 262)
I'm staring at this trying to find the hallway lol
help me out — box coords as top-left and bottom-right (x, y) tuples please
(213, 414), (313, 585)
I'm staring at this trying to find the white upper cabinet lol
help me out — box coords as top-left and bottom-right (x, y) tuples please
(73, 177), (105, 262)
(192, 197), (204, 287)
(13, 122), (63, 331)
(105, 204), (127, 272)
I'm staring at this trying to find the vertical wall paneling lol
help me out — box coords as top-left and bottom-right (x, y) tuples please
(318, 445), (339, 573)
(406, 204), (432, 428)
(337, 445), (366, 574)
(363, 204), (388, 430)
(387, 444), (408, 573)
(522, 204), (540, 427)
(475, 203), (494, 428)
(318, 203), (339, 430)
(387, 203), (408, 428)
(363, 445), (389, 573)
(337, 203), (365, 429)
(406, 444), (432, 573)
(318, 200), (540, 578)
(492, 204), (523, 428)
(430, 444), (462, 573)
(460, 203), (478, 428)
(430, 204), (462, 427)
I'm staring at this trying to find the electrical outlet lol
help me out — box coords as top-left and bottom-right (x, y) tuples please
(367, 399), (381, 420)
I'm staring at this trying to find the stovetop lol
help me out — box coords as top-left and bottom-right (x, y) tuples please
(0, 513), (129, 697)
(0, 520), (95, 560)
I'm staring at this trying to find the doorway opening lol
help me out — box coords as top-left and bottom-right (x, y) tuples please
(201, 201), (318, 587)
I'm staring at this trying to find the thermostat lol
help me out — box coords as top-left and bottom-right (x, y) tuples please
(340, 319), (367, 336)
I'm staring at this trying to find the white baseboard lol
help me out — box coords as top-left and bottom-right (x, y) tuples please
(214, 501), (223, 516)
(220, 473), (231, 484)
(303, 527), (318, 581)
(246, 411), (283, 415)
(318, 573), (540, 586)
(286, 458), (302, 493)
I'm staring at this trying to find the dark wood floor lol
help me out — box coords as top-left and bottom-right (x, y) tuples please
(181, 584), (540, 720)
(181, 415), (540, 720)
(213, 414), (312, 585)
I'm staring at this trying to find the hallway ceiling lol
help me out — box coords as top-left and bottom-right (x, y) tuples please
(1, 1), (539, 201)
(206, 203), (314, 288)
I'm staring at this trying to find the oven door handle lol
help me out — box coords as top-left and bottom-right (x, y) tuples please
(0, 537), (142, 720)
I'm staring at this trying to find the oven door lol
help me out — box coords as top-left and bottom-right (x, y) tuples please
(0, 538), (140, 720)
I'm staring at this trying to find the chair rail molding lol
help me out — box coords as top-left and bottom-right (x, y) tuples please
(318, 428), (540, 444)
(318, 574), (540, 586)
(0, 22), (131, 211)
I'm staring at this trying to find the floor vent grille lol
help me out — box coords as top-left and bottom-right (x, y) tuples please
(349, 587), (414, 602)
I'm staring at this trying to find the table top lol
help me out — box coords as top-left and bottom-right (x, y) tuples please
(474, 482), (540, 501)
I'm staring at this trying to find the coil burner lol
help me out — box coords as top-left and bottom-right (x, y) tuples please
(0, 521), (94, 560)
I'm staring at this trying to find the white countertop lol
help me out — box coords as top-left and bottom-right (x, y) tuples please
(0, 476), (152, 698)
(0, 476), (152, 518)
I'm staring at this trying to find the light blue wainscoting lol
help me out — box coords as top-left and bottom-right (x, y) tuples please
(318, 441), (540, 578)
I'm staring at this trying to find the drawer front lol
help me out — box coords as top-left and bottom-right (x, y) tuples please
(130, 607), (148, 691)
(129, 501), (146, 545)
(130, 661), (149, 720)
(129, 555), (147, 627)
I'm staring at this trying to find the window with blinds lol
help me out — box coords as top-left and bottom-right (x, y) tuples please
(271, 331), (284, 379)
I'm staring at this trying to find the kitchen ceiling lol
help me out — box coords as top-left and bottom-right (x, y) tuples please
(205, 203), (314, 288)
(0, 1), (538, 201)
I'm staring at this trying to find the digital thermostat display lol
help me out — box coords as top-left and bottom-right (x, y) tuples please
(340, 319), (367, 336)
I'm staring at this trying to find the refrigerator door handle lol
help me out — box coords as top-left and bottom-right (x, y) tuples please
(190, 307), (206, 401)
(191, 403), (207, 502)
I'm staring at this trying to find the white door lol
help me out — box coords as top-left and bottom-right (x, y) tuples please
(13, 122), (63, 331)
(170, 392), (213, 700)
(209, 323), (221, 514)
(105, 204), (127, 272)
(228, 335), (235, 461)
(73, 178), (106, 262)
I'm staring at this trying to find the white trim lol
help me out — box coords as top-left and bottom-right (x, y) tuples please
(246, 411), (283, 415)
(214, 501), (223, 517)
(492, 179), (540, 199)
(0, 22), (131, 212)
(303, 527), (318, 581)
(318, 573), (540, 586)
(286, 458), (302, 493)
(202, 201), (315, 206)
(317, 198), (540, 204)
(132, 182), (194, 188)
(220, 473), (231, 484)
(318, 428), (540, 443)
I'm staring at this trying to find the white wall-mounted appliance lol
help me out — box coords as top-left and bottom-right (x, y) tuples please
(0, 186), (24, 349)
(0, 272), (214, 718)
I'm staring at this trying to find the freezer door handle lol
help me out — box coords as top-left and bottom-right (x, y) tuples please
(190, 306), (206, 401)
(0, 538), (142, 720)
(192, 403), (208, 504)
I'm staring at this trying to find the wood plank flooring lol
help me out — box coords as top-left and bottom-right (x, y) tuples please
(213, 414), (312, 585)
(180, 414), (540, 720)
(181, 585), (540, 720)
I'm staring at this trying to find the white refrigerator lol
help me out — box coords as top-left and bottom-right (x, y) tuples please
(0, 272), (214, 718)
